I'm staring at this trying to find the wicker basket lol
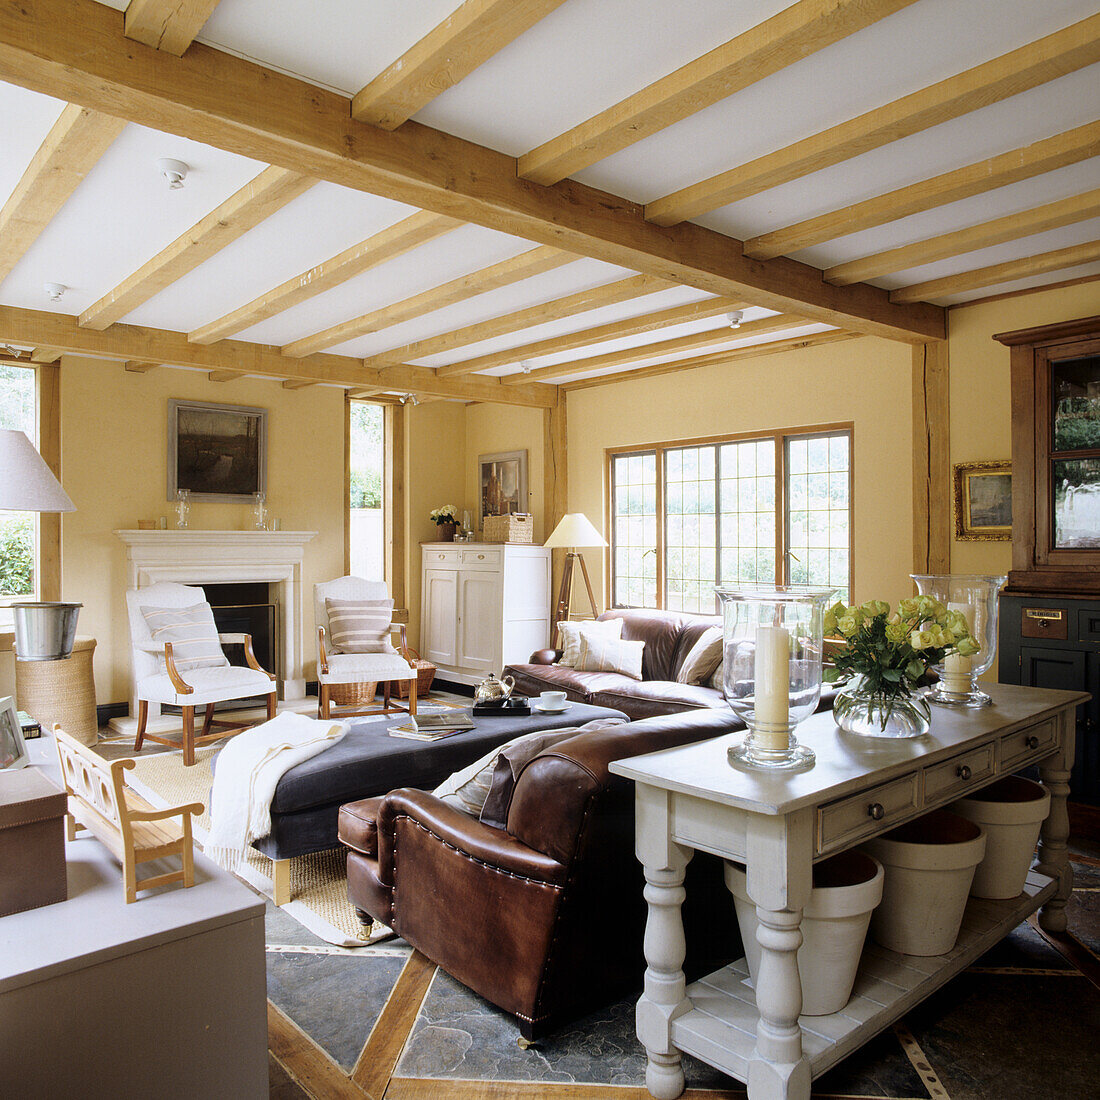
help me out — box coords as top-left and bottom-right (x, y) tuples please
(15, 637), (98, 746)
(397, 649), (437, 699)
(483, 513), (534, 544)
(328, 680), (378, 707)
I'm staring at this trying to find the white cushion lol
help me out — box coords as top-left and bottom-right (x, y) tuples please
(556, 618), (623, 667)
(140, 601), (229, 672)
(677, 626), (724, 685)
(325, 597), (396, 654)
(136, 664), (275, 707)
(573, 634), (645, 680)
(319, 651), (415, 684)
(314, 576), (389, 635)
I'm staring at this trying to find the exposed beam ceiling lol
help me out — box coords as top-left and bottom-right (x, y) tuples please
(508, 313), (811, 384)
(434, 295), (746, 378)
(369, 274), (675, 368)
(124, 360), (158, 372)
(743, 121), (1100, 262)
(124, 0), (220, 56)
(890, 240), (1100, 303)
(0, 0), (943, 343)
(352, 0), (568, 130)
(518, 0), (919, 186)
(0, 104), (125, 284)
(30, 347), (62, 363)
(282, 245), (576, 357)
(562, 332), (861, 391)
(281, 379), (318, 390)
(0, 304), (558, 407)
(825, 189), (1100, 286)
(188, 209), (461, 344)
(207, 369), (239, 381)
(79, 165), (315, 330)
(645, 15), (1100, 226)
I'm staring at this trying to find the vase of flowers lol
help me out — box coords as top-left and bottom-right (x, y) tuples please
(825, 596), (981, 738)
(429, 504), (459, 542)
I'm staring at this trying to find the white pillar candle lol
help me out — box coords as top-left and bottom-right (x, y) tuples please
(942, 601), (975, 694)
(754, 625), (790, 750)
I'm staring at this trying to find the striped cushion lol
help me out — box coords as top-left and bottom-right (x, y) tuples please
(140, 603), (229, 672)
(325, 598), (396, 654)
(574, 633), (645, 680)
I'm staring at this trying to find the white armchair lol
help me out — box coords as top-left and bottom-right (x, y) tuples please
(314, 576), (417, 719)
(126, 582), (277, 766)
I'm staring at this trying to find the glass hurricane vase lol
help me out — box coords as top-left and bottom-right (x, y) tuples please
(715, 585), (832, 770)
(834, 676), (931, 738)
(911, 574), (1006, 707)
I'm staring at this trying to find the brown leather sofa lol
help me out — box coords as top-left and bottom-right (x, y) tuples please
(339, 708), (745, 1038)
(505, 608), (725, 719)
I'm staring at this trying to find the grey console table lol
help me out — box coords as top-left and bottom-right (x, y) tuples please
(610, 683), (1084, 1100)
(0, 833), (268, 1098)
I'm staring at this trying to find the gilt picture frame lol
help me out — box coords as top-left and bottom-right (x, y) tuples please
(954, 461), (1012, 541)
(168, 399), (267, 503)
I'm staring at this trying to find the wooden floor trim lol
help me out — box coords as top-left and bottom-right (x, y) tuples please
(385, 1082), (923, 1100)
(268, 1001), (367, 1099)
(352, 949), (437, 1096)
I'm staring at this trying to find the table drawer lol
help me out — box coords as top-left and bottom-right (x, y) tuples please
(816, 773), (920, 855)
(1000, 719), (1059, 770)
(427, 549), (460, 566)
(1020, 607), (1068, 641)
(462, 548), (501, 568)
(924, 743), (996, 806)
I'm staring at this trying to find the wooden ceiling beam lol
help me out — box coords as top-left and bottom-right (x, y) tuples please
(207, 370), (241, 381)
(0, 104), (126, 284)
(124, 0), (221, 56)
(189, 209), (461, 344)
(562, 331), (861, 391)
(744, 122), (1100, 262)
(826, 189), (1100, 286)
(506, 313), (811, 384)
(646, 15), (1100, 226)
(890, 240), (1100, 303)
(438, 295), (747, 378)
(352, 0), (567, 130)
(0, 304), (558, 407)
(282, 245), (576, 358)
(519, 0), (919, 186)
(0, 0), (943, 342)
(30, 348), (62, 363)
(124, 360), (158, 372)
(281, 379), (318, 390)
(80, 165), (315, 331)
(371, 274), (676, 368)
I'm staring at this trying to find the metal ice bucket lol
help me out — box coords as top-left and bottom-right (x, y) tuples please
(11, 602), (82, 660)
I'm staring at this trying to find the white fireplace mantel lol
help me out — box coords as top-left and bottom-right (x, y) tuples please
(115, 530), (317, 706)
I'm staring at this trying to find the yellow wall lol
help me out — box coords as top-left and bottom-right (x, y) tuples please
(57, 357), (345, 704)
(464, 404), (545, 540)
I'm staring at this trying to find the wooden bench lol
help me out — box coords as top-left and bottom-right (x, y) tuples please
(54, 726), (204, 903)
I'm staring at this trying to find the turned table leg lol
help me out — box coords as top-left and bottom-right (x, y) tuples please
(1037, 711), (1076, 932)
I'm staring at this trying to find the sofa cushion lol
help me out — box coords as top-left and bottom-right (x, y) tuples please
(557, 617), (623, 667)
(574, 633), (644, 679)
(325, 597), (396, 654)
(589, 680), (731, 719)
(676, 626), (724, 684)
(597, 609), (718, 680)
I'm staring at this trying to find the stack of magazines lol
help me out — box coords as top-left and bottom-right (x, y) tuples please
(389, 708), (475, 741)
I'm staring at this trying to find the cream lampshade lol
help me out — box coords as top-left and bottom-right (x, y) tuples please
(0, 430), (74, 512)
(543, 514), (607, 644)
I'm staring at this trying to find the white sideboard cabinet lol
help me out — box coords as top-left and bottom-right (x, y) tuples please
(420, 542), (551, 686)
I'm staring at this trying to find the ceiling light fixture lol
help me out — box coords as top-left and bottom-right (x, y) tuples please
(399, 393), (420, 406)
(156, 158), (189, 190)
(520, 360), (532, 374)
(44, 282), (66, 303)
(726, 311), (744, 329)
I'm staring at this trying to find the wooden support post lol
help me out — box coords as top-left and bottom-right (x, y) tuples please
(544, 394), (567, 636)
(912, 341), (950, 577)
(38, 359), (61, 602)
(386, 403), (407, 610)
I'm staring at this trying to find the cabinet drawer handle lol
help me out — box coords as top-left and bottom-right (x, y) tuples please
(438, 554), (445, 560)
(956, 764), (972, 780)
(1025, 735), (1040, 750)
(477, 554), (485, 560)
(868, 802), (885, 821)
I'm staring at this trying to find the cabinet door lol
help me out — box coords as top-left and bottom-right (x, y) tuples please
(457, 571), (502, 675)
(421, 568), (458, 667)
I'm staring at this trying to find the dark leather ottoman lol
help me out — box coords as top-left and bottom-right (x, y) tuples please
(241, 702), (627, 861)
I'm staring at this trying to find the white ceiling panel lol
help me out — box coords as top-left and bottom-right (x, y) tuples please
(0, 83), (67, 213)
(940, 262), (1100, 305)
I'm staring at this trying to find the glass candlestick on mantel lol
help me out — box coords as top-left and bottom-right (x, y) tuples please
(716, 585), (832, 770)
(175, 488), (190, 530)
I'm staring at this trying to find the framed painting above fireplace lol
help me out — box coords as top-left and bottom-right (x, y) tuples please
(168, 399), (267, 503)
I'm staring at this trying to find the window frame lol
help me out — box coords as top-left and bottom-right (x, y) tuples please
(605, 422), (854, 613)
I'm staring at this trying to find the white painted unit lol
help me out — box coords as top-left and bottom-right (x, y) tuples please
(420, 542), (550, 686)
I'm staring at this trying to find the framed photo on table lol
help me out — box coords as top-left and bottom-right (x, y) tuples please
(0, 695), (29, 770)
(168, 399), (267, 503)
(954, 461), (1012, 541)
(478, 450), (528, 526)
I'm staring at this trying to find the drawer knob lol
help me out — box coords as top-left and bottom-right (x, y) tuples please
(1025, 735), (1040, 750)
(438, 554), (445, 560)
(1038, 619), (1049, 629)
(956, 764), (972, 780)
(868, 802), (885, 821)
(478, 554), (485, 560)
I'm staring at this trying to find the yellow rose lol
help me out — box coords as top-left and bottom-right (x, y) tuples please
(956, 634), (981, 657)
(837, 613), (861, 637)
(944, 609), (969, 636)
(823, 609), (838, 635)
(910, 629), (935, 650)
(885, 619), (910, 644)
(898, 597), (921, 621)
(860, 599), (889, 618)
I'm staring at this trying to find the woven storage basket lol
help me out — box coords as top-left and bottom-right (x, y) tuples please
(483, 513), (533, 543)
(397, 649), (436, 699)
(16, 637), (98, 746)
(328, 680), (378, 707)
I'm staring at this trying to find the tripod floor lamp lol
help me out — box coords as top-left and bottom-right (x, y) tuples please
(544, 513), (608, 646)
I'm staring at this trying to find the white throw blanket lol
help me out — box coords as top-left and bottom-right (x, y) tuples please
(206, 712), (348, 871)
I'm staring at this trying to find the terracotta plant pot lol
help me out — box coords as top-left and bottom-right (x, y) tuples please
(951, 776), (1050, 899)
(725, 850), (883, 1015)
(862, 809), (985, 956)
(437, 522), (457, 542)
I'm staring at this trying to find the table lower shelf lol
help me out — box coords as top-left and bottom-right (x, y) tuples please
(671, 869), (1056, 1084)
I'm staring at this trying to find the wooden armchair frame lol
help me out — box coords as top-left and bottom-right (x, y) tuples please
(317, 621), (418, 720)
(55, 726), (205, 903)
